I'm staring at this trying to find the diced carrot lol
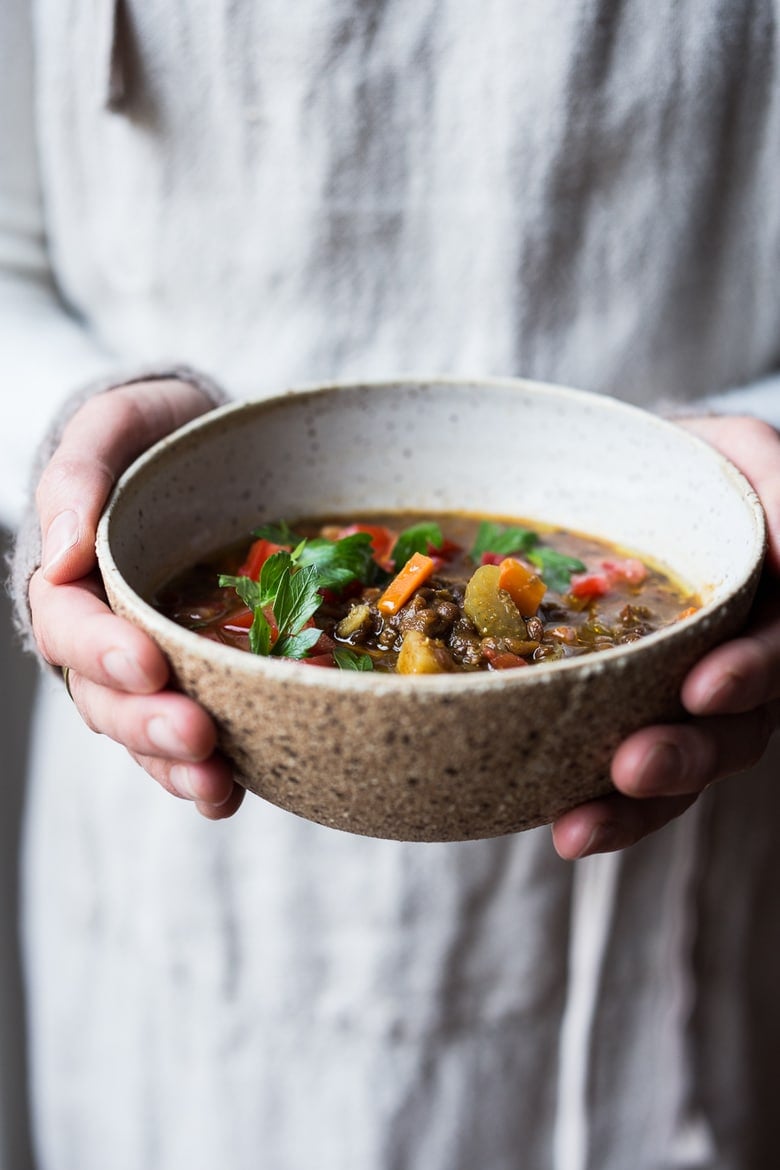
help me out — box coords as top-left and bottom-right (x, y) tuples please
(377, 552), (437, 615)
(676, 606), (699, 622)
(498, 557), (547, 616)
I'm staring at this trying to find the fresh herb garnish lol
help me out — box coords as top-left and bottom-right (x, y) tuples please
(469, 521), (539, 561)
(254, 523), (378, 590)
(296, 533), (376, 590)
(527, 547), (586, 593)
(333, 647), (374, 671)
(253, 521), (301, 546)
(219, 550), (323, 660)
(391, 522), (443, 571)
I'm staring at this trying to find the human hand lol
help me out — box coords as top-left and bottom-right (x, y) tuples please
(29, 379), (243, 819)
(552, 414), (780, 860)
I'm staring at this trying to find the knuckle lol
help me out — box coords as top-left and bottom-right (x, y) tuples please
(107, 387), (170, 450)
(74, 685), (101, 735)
(29, 575), (58, 665)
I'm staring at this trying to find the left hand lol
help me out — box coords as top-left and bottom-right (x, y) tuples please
(552, 414), (780, 860)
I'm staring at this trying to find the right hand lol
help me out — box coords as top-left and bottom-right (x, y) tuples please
(29, 378), (244, 819)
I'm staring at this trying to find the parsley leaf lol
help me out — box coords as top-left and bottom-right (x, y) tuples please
(272, 561), (322, 647)
(333, 647), (374, 671)
(296, 533), (376, 590)
(253, 520), (301, 546)
(527, 547), (586, 593)
(469, 521), (539, 561)
(391, 522), (443, 570)
(219, 554), (324, 660)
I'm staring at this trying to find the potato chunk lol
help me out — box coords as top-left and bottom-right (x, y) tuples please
(396, 629), (454, 674)
(463, 564), (528, 640)
(336, 602), (372, 640)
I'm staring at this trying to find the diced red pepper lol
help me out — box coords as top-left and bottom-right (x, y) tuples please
(601, 558), (648, 586)
(310, 630), (336, 655)
(221, 605), (278, 641)
(428, 538), (461, 561)
(483, 647), (529, 670)
(481, 551), (505, 566)
(569, 572), (611, 599)
(238, 538), (287, 580)
(220, 606), (254, 631)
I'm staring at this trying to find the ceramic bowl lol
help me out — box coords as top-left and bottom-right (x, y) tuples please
(96, 377), (766, 841)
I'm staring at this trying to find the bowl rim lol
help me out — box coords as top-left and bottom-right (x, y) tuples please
(96, 374), (768, 696)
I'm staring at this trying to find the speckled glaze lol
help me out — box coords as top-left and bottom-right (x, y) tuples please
(96, 378), (766, 841)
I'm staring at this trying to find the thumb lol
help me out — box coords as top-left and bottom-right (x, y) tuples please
(38, 378), (216, 585)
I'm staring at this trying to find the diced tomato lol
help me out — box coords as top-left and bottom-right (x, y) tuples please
(481, 551), (505, 566)
(569, 571), (611, 599)
(483, 647), (529, 670)
(601, 558), (648, 586)
(336, 523), (397, 567)
(238, 538), (287, 580)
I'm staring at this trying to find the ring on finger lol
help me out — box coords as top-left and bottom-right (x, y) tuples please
(61, 665), (75, 702)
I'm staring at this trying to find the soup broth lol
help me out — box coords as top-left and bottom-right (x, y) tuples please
(153, 512), (699, 674)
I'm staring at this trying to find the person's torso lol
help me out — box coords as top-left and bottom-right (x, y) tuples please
(32, 0), (780, 401)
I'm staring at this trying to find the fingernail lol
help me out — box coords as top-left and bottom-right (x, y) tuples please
(169, 765), (231, 806)
(170, 764), (197, 799)
(634, 741), (685, 795)
(699, 671), (742, 713)
(43, 510), (79, 574)
(577, 822), (620, 858)
(102, 649), (155, 691)
(147, 716), (191, 757)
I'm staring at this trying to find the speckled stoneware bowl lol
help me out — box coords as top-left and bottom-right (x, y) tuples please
(96, 377), (766, 841)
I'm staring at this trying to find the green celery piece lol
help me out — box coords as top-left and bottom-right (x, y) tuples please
(391, 522), (443, 570)
(469, 521), (539, 562)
